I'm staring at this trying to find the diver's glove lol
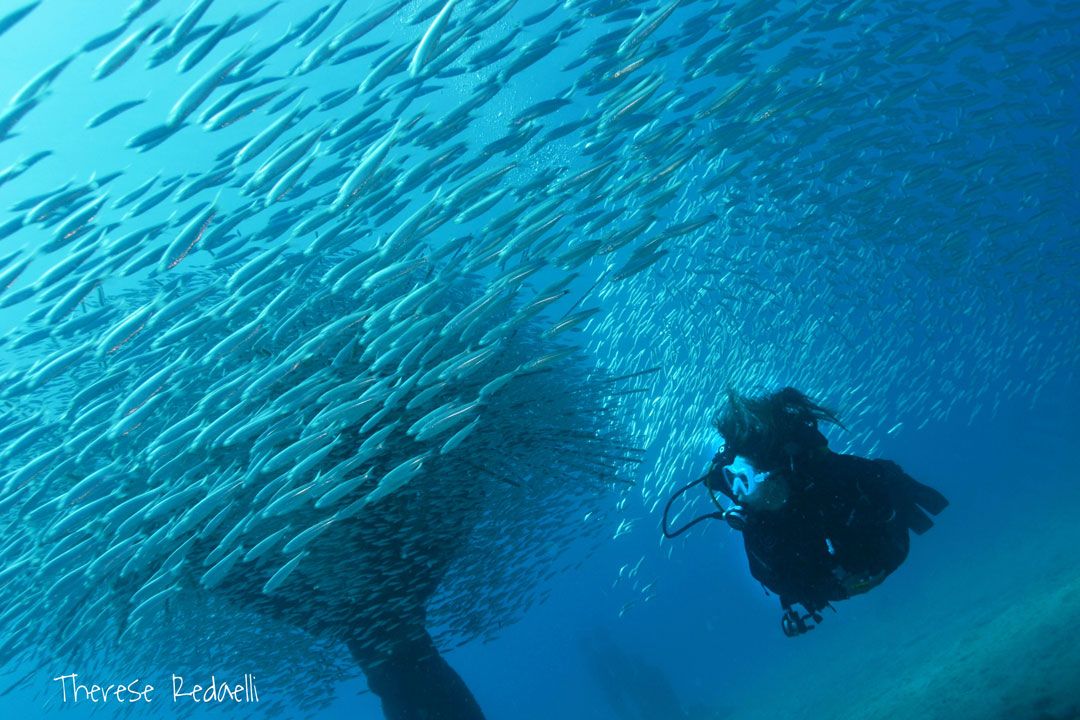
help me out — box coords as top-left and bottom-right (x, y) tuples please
(703, 448), (734, 493)
(704, 449), (747, 530)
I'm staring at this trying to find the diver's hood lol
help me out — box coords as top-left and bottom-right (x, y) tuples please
(722, 455), (789, 511)
(729, 422), (829, 474)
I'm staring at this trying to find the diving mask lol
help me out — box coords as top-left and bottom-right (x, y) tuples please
(721, 455), (790, 511)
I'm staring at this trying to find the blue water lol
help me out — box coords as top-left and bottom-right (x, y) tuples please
(0, 0), (1077, 718)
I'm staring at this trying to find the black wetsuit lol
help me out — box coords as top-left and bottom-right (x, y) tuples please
(739, 451), (948, 613)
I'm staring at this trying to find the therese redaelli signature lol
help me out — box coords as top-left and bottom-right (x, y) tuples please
(52, 672), (259, 704)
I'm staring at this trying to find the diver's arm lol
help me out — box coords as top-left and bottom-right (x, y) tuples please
(743, 517), (836, 612)
(814, 454), (895, 530)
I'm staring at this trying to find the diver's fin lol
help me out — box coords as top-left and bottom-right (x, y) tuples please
(905, 504), (935, 535)
(910, 480), (949, 516)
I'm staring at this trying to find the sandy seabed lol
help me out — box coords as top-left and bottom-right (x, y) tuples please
(721, 511), (1080, 720)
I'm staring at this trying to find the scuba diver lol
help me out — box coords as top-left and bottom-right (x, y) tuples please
(663, 387), (948, 637)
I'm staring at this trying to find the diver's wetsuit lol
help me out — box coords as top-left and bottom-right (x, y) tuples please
(740, 452), (948, 614)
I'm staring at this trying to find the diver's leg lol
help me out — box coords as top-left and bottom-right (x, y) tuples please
(349, 628), (485, 720)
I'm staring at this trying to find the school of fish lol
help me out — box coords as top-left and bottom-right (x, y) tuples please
(0, 0), (1075, 713)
